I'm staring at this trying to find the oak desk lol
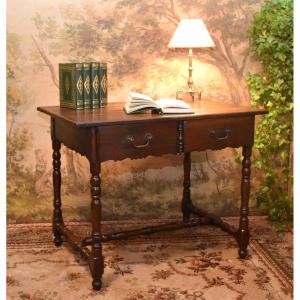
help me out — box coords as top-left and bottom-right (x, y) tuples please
(37, 101), (267, 290)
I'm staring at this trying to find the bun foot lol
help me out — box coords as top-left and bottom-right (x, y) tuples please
(239, 249), (247, 259)
(54, 236), (63, 247)
(92, 279), (102, 291)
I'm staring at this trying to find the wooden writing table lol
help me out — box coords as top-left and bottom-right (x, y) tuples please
(37, 101), (267, 290)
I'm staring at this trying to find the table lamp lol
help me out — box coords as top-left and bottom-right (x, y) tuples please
(168, 19), (215, 101)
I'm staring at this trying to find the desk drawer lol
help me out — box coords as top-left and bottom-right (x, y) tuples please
(98, 122), (177, 161)
(184, 116), (254, 151)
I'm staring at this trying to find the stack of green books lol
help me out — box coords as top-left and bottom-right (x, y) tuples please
(59, 62), (107, 109)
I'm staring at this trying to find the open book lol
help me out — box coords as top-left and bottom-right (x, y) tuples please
(124, 92), (194, 114)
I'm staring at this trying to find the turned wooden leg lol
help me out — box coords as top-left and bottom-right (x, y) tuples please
(51, 119), (63, 247)
(89, 161), (104, 290)
(237, 146), (252, 259)
(182, 152), (192, 223)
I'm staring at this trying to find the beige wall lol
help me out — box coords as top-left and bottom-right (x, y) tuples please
(7, 0), (263, 223)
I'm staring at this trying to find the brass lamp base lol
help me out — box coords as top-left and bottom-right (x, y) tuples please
(175, 48), (202, 102)
(176, 89), (201, 102)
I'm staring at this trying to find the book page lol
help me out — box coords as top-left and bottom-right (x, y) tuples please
(124, 103), (158, 114)
(126, 100), (157, 108)
(128, 92), (154, 102)
(156, 98), (192, 109)
(161, 107), (194, 114)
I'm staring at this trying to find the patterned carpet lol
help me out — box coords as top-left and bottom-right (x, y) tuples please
(7, 217), (293, 299)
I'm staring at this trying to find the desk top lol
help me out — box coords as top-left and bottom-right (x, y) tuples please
(37, 101), (267, 127)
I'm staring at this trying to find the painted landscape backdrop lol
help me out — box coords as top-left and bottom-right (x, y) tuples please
(7, 0), (264, 223)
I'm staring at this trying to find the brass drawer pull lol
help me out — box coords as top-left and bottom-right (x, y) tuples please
(126, 133), (153, 148)
(209, 128), (231, 140)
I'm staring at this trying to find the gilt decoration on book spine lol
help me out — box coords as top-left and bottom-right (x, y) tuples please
(59, 63), (84, 109)
(99, 63), (107, 106)
(83, 63), (92, 109)
(90, 63), (100, 108)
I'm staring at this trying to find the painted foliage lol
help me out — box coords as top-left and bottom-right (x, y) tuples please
(7, 0), (263, 223)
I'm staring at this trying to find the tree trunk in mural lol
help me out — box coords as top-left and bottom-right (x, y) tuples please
(218, 65), (250, 105)
(212, 38), (251, 105)
(64, 148), (84, 193)
(32, 36), (83, 192)
(175, 0), (254, 104)
(28, 0), (260, 204)
(197, 34), (251, 105)
(194, 49), (250, 105)
(31, 1), (256, 106)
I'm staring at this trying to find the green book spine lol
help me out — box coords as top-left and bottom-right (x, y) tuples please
(90, 62), (100, 108)
(99, 63), (107, 107)
(59, 63), (84, 109)
(83, 63), (92, 109)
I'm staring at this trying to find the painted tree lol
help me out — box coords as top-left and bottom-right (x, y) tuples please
(7, 33), (34, 197)
(175, 0), (263, 104)
(31, 35), (87, 193)
(30, 0), (262, 195)
(31, 0), (261, 103)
